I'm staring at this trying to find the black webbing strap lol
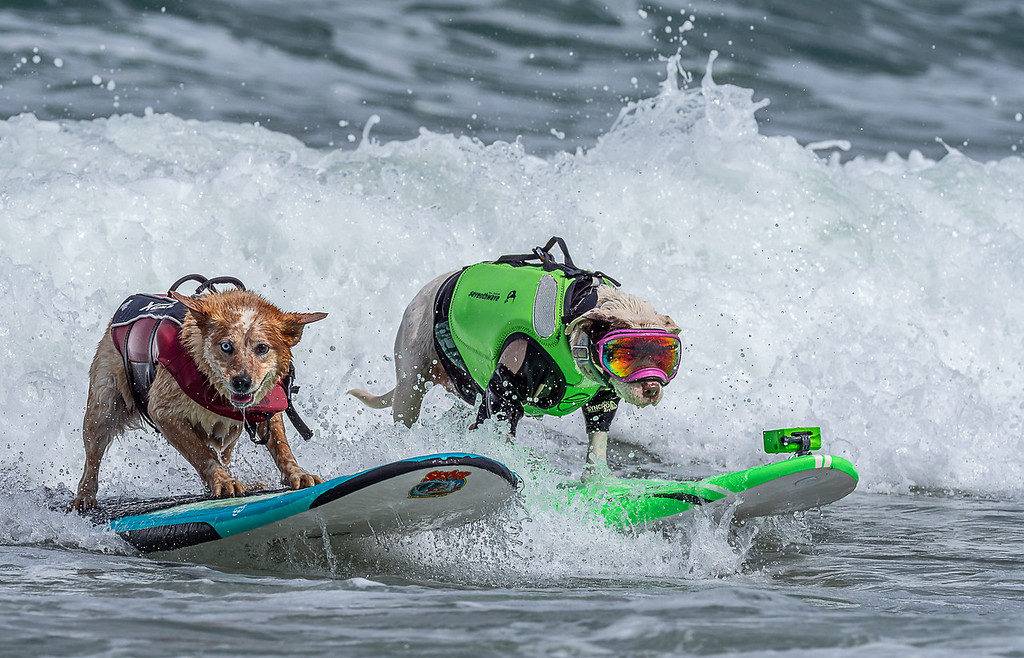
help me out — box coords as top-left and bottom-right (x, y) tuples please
(195, 276), (246, 294)
(242, 416), (263, 444)
(495, 236), (621, 286)
(168, 274), (246, 296)
(283, 364), (314, 441)
(496, 236), (575, 269)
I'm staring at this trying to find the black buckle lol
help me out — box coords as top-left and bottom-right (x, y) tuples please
(243, 416), (267, 444)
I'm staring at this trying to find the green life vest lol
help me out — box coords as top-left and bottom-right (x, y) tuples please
(448, 261), (606, 417)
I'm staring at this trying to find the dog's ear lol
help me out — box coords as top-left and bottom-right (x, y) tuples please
(566, 307), (619, 337)
(661, 314), (681, 335)
(281, 311), (328, 346)
(169, 291), (209, 320)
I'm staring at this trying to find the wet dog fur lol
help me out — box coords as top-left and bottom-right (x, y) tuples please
(73, 290), (327, 511)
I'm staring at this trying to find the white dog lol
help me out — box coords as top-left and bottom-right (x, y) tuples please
(350, 239), (681, 472)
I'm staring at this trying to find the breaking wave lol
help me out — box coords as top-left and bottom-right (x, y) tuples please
(0, 54), (1021, 573)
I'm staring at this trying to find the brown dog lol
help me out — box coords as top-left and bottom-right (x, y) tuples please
(73, 287), (327, 511)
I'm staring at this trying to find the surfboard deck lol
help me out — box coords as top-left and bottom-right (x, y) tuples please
(565, 454), (858, 527)
(98, 453), (520, 559)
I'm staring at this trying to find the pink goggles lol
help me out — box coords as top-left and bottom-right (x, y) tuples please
(594, 329), (681, 384)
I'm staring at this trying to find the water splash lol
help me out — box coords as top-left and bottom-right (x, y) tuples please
(0, 55), (1021, 578)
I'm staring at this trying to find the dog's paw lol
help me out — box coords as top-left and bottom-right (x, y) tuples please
(282, 469), (323, 490)
(581, 460), (613, 482)
(71, 493), (97, 513)
(208, 471), (247, 498)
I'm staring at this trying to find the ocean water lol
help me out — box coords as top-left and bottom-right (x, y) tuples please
(1, 2), (1023, 656)
(2, 1), (1022, 159)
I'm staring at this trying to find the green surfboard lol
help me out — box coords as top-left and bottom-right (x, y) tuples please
(565, 428), (858, 527)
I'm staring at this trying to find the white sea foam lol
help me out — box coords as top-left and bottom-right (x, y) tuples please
(0, 55), (1021, 571)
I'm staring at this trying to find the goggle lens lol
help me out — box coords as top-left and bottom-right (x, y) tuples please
(600, 333), (680, 382)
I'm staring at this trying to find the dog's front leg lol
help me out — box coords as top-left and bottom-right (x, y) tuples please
(261, 413), (323, 490)
(157, 417), (247, 497)
(583, 431), (611, 478)
(581, 392), (620, 479)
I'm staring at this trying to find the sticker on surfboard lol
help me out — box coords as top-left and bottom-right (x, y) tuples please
(408, 469), (471, 498)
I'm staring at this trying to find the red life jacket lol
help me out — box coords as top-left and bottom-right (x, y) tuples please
(110, 293), (289, 434)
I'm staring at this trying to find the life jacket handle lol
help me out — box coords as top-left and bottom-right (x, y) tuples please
(496, 237), (621, 287)
(168, 274), (247, 296)
(496, 236), (573, 269)
(535, 236), (575, 268)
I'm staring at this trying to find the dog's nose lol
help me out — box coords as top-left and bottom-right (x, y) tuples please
(231, 374), (252, 393)
(641, 380), (661, 400)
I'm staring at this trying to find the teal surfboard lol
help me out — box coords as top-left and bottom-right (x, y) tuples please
(97, 453), (520, 559)
(566, 428), (858, 527)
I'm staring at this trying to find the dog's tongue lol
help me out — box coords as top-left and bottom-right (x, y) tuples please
(230, 392), (254, 406)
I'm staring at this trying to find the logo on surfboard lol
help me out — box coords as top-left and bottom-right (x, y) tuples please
(408, 469), (471, 498)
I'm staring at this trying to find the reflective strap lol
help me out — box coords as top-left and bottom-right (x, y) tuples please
(533, 274), (558, 338)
